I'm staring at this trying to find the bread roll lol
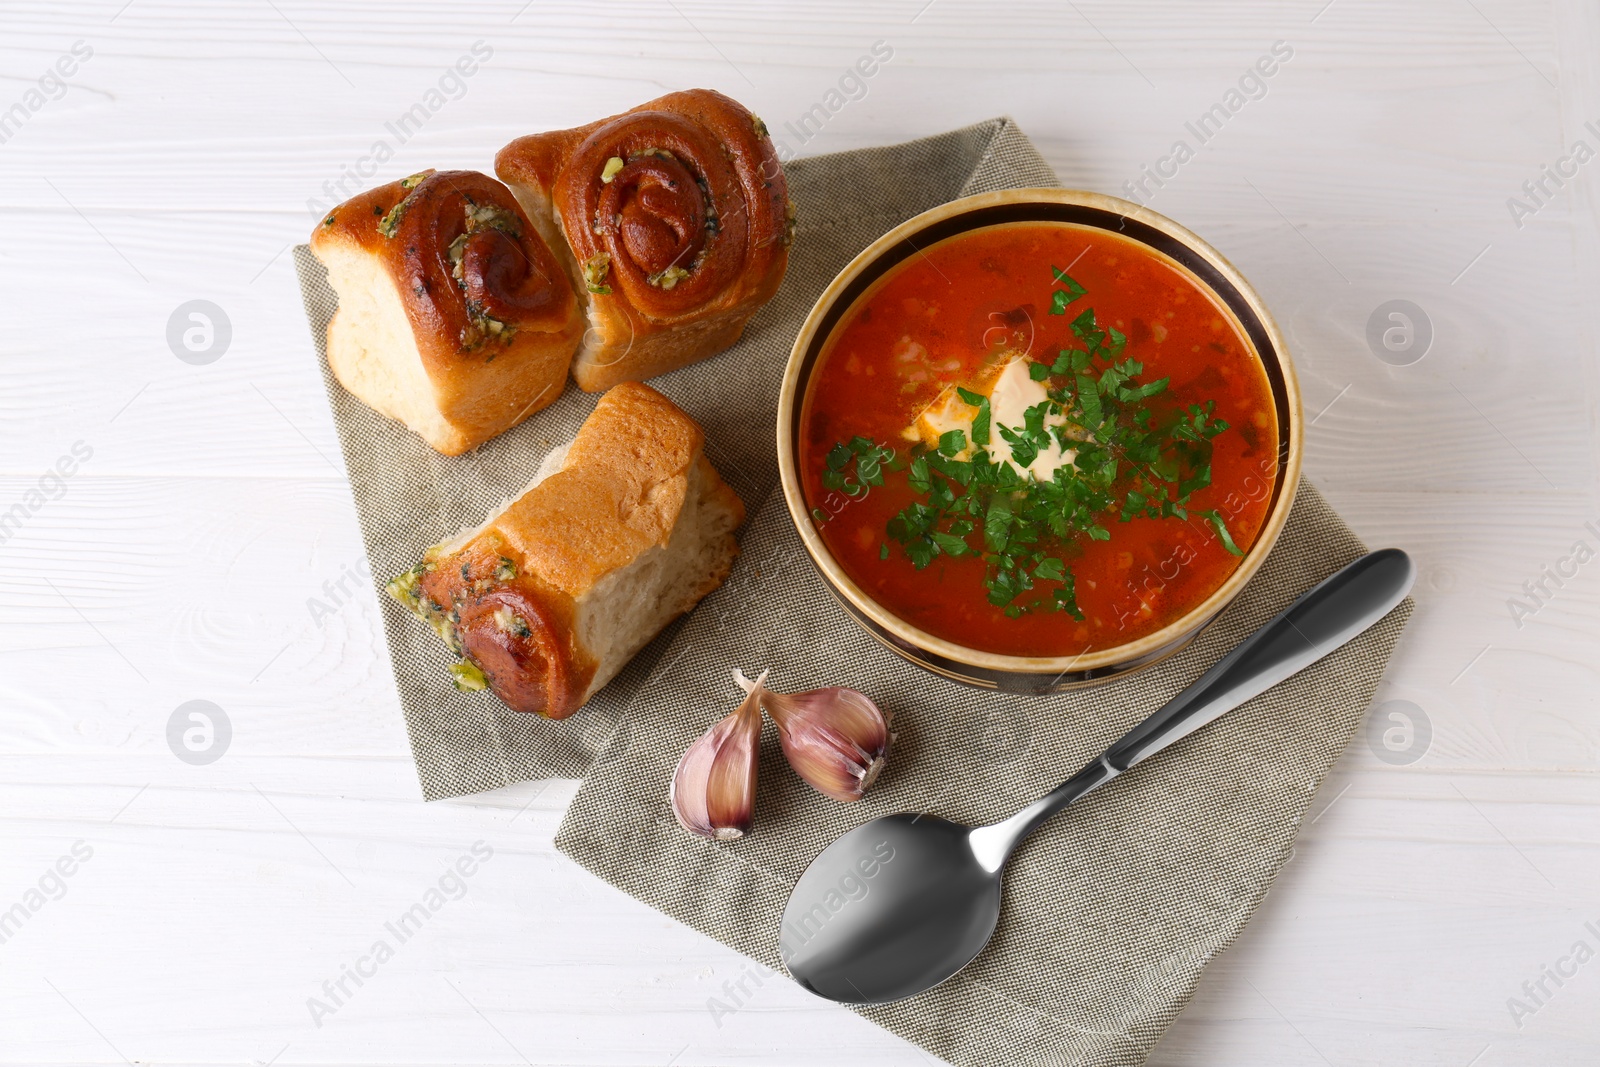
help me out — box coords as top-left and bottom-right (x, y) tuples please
(310, 169), (584, 455)
(495, 89), (793, 392)
(387, 381), (744, 719)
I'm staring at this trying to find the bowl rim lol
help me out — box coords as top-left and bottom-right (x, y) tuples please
(776, 186), (1304, 677)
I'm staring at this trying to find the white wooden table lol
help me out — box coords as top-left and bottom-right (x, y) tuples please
(3, 1), (1597, 1063)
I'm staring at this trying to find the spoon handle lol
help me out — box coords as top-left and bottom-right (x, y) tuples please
(1104, 547), (1415, 771)
(972, 549), (1414, 867)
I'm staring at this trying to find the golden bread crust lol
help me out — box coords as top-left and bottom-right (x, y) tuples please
(495, 381), (703, 596)
(495, 89), (792, 391)
(412, 382), (744, 718)
(310, 169), (584, 454)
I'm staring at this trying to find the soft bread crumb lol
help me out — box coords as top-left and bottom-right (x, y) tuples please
(575, 454), (741, 699)
(416, 382), (744, 717)
(319, 242), (470, 453)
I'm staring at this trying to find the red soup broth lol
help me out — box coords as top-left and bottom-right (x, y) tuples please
(800, 221), (1280, 658)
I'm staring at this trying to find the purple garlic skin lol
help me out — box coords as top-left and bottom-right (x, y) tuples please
(738, 672), (891, 803)
(670, 677), (765, 839)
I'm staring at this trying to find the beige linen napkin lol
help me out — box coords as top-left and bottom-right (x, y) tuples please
(557, 478), (1409, 1067)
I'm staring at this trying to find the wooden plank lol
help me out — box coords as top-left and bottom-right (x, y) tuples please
(1, 0), (1597, 1063)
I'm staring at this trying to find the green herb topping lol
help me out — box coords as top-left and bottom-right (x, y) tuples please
(820, 266), (1242, 620)
(384, 565), (426, 613)
(466, 203), (520, 237)
(449, 660), (488, 691)
(377, 198), (410, 239)
(492, 605), (533, 639)
(822, 436), (899, 498)
(583, 252), (613, 295)
(647, 264), (691, 289)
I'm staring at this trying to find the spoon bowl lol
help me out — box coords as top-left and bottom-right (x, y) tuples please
(780, 814), (999, 1004)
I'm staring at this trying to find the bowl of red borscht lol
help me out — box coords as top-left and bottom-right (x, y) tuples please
(776, 188), (1302, 692)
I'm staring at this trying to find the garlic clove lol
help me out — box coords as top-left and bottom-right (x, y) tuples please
(736, 670), (891, 803)
(670, 672), (767, 840)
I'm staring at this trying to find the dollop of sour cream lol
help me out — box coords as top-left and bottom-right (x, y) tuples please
(907, 354), (1080, 481)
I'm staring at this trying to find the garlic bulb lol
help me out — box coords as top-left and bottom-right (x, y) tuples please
(670, 672), (766, 840)
(736, 670), (891, 803)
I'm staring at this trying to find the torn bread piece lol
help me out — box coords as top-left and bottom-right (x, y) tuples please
(387, 381), (744, 718)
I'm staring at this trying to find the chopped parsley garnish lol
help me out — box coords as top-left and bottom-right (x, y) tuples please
(377, 196), (411, 239)
(821, 436), (897, 498)
(820, 266), (1243, 620)
(956, 387), (990, 446)
(583, 252), (613, 295)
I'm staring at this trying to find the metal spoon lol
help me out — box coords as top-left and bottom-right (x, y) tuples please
(779, 548), (1415, 1004)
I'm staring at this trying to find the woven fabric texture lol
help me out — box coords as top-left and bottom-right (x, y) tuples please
(294, 117), (1411, 1066)
(556, 479), (1409, 1067)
